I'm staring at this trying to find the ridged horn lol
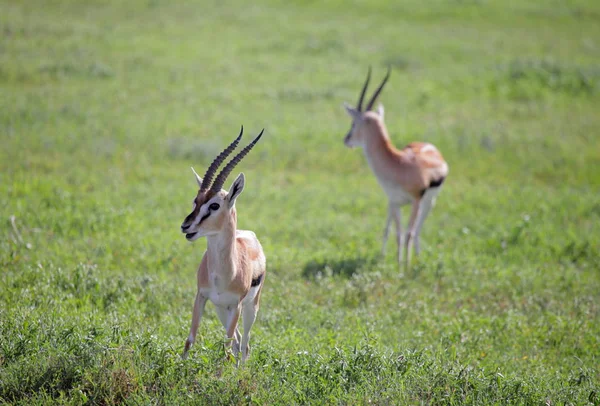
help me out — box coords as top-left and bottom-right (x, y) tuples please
(365, 66), (391, 111)
(357, 66), (371, 112)
(199, 125), (243, 192)
(210, 129), (264, 193)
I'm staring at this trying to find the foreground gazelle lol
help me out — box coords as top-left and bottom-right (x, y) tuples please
(343, 67), (449, 267)
(180, 126), (266, 363)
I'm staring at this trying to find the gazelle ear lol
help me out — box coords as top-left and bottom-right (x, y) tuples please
(227, 173), (245, 208)
(343, 102), (360, 119)
(377, 103), (384, 119)
(191, 167), (203, 188)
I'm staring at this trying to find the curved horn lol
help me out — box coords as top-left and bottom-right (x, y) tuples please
(365, 66), (391, 111)
(357, 66), (371, 112)
(210, 129), (264, 193)
(199, 125), (243, 192)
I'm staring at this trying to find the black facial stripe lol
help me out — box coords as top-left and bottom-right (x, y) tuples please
(183, 213), (194, 226)
(198, 212), (210, 225)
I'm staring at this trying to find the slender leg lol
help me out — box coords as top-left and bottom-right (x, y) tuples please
(381, 204), (393, 256)
(413, 189), (439, 255)
(216, 306), (241, 351)
(390, 204), (403, 264)
(240, 301), (260, 363)
(226, 306), (242, 357)
(182, 291), (207, 359)
(405, 199), (421, 269)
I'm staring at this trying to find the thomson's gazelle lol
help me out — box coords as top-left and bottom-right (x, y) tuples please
(180, 126), (266, 363)
(343, 67), (448, 267)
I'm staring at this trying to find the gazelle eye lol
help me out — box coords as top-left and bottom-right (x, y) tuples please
(209, 203), (220, 211)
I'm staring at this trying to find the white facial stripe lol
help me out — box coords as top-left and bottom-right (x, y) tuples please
(194, 206), (209, 226)
(190, 197), (222, 228)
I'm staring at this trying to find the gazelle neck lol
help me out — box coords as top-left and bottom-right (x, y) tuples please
(363, 119), (398, 160)
(206, 209), (238, 284)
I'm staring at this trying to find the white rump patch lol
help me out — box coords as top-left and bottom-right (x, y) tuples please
(420, 144), (437, 153)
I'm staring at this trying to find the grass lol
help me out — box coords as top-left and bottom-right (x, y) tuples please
(1, 0), (599, 404)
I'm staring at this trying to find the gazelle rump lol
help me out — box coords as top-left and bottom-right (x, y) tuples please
(180, 126), (266, 363)
(343, 67), (449, 267)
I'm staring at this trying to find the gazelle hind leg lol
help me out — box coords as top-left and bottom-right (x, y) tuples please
(241, 285), (263, 363)
(240, 302), (259, 363)
(413, 188), (441, 255)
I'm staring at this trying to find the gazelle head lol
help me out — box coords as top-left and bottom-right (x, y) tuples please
(180, 126), (263, 241)
(343, 66), (391, 148)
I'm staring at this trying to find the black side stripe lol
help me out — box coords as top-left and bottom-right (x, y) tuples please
(420, 177), (446, 197)
(251, 273), (264, 287)
(429, 177), (445, 188)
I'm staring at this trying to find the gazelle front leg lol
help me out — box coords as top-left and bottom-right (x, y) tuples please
(382, 204), (394, 256)
(404, 199), (421, 268)
(390, 203), (403, 265)
(216, 306), (241, 350)
(182, 291), (208, 359)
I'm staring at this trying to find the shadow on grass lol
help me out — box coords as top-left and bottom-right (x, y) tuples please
(301, 255), (379, 280)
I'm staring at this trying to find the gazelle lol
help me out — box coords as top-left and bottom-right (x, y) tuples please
(180, 126), (266, 363)
(343, 67), (448, 267)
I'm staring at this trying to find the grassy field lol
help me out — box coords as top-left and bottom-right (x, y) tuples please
(1, 0), (600, 404)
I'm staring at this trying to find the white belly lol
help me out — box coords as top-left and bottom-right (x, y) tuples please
(199, 284), (261, 309)
(379, 180), (413, 205)
(199, 287), (240, 308)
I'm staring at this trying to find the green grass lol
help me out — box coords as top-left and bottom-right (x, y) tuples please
(1, 0), (600, 404)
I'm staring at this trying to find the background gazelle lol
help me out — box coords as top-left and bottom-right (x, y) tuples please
(180, 126), (266, 363)
(343, 67), (449, 267)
